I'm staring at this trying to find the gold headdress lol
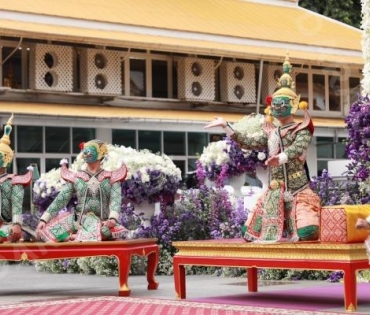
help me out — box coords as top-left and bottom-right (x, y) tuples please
(0, 114), (14, 167)
(264, 53), (308, 122)
(82, 139), (108, 160)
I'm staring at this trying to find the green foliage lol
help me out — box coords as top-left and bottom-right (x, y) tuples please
(156, 246), (174, 275)
(259, 269), (331, 281)
(359, 270), (370, 282)
(35, 259), (80, 274)
(299, 0), (361, 28)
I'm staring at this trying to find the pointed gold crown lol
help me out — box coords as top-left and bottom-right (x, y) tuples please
(272, 53), (301, 113)
(264, 53), (308, 121)
(0, 114), (14, 167)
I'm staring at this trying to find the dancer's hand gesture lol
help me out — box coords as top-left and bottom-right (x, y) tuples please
(204, 117), (227, 129)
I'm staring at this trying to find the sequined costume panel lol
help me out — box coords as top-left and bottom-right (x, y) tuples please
(0, 181), (25, 239)
(40, 169), (127, 242)
(231, 130), (268, 151)
(0, 181), (24, 223)
(270, 126), (312, 194)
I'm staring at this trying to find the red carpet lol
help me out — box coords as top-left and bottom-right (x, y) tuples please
(0, 297), (350, 315)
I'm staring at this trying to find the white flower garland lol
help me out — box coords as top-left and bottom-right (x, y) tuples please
(34, 145), (182, 195)
(199, 140), (230, 167)
(199, 114), (267, 169)
(232, 114), (267, 162)
(232, 113), (265, 137)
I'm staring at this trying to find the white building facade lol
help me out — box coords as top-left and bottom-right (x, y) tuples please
(0, 0), (363, 207)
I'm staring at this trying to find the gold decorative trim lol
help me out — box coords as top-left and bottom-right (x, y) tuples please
(120, 283), (129, 291)
(20, 252), (28, 261)
(347, 303), (356, 311)
(173, 241), (368, 261)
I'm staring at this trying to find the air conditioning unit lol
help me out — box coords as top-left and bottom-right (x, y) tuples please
(177, 57), (215, 101)
(29, 44), (73, 91)
(220, 62), (256, 103)
(261, 65), (296, 103)
(79, 49), (121, 95)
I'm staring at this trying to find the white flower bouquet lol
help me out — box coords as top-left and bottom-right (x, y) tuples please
(196, 114), (268, 187)
(33, 144), (182, 211)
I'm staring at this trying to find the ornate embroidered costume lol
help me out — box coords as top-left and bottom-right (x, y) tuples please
(228, 55), (320, 242)
(38, 140), (128, 242)
(0, 115), (33, 242)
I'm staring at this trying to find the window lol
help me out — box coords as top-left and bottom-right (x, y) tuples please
(349, 77), (361, 104)
(138, 130), (160, 153)
(188, 132), (208, 156)
(152, 60), (168, 98)
(45, 127), (70, 153)
(311, 70), (341, 113)
(316, 136), (347, 176)
(130, 58), (146, 96)
(172, 160), (185, 181)
(336, 137), (347, 159)
(45, 158), (67, 172)
(2, 46), (23, 89)
(312, 74), (325, 111)
(317, 137), (334, 159)
(112, 129), (136, 148)
(164, 132), (185, 155)
(328, 75), (341, 112)
(296, 73), (308, 103)
(188, 158), (198, 172)
(17, 126), (43, 153)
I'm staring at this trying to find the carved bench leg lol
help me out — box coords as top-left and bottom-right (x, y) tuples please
(343, 265), (357, 312)
(173, 257), (186, 299)
(146, 249), (159, 290)
(117, 253), (131, 296)
(247, 267), (258, 292)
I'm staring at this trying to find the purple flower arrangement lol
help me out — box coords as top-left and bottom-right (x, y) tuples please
(345, 95), (370, 182)
(120, 186), (247, 253)
(121, 170), (180, 205)
(310, 169), (363, 206)
(196, 137), (267, 188)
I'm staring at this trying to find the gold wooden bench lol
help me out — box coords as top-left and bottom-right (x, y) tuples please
(173, 238), (369, 312)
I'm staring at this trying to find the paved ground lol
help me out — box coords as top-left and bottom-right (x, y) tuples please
(0, 264), (369, 314)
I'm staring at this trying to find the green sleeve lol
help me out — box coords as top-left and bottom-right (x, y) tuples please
(44, 183), (74, 220)
(108, 181), (122, 221)
(230, 130), (268, 151)
(283, 129), (312, 160)
(11, 184), (24, 224)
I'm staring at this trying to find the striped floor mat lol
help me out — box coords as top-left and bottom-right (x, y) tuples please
(0, 296), (350, 315)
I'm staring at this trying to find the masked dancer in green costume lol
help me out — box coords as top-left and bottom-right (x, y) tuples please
(0, 114), (33, 242)
(36, 139), (128, 242)
(205, 54), (320, 243)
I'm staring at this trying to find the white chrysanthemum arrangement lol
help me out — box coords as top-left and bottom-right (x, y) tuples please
(197, 114), (267, 187)
(33, 144), (182, 210)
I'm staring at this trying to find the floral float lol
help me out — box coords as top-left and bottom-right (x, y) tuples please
(196, 114), (267, 188)
(33, 144), (182, 214)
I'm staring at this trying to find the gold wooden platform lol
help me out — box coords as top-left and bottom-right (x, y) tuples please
(172, 239), (369, 312)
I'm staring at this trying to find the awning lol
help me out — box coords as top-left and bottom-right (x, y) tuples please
(0, 19), (363, 66)
(1, 0), (361, 52)
(0, 101), (346, 128)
